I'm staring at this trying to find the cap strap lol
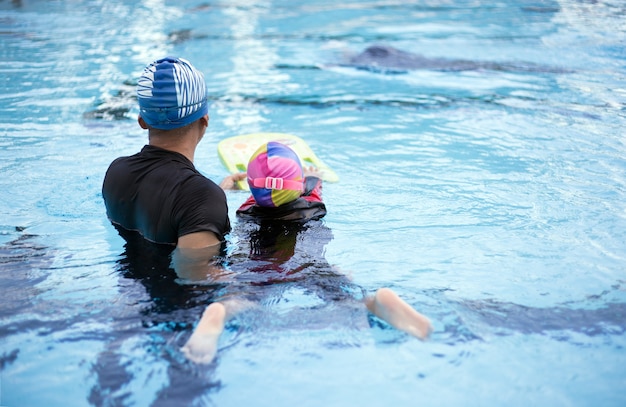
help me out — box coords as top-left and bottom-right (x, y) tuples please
(250, 177), (303, 191)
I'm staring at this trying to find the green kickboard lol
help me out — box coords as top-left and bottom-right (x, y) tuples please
(218, 132), (339, 190)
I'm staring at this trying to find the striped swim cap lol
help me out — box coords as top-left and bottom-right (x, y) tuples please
(247, 142), (304, 208)
(136, 57), (208, 130)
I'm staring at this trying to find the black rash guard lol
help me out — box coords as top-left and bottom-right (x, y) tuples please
(102, 145), (231, 245)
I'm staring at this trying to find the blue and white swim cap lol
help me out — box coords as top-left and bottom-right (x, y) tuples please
(136, 57), (208, 130)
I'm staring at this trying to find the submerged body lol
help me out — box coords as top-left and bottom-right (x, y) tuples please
(346, 44), (570, 73)
(182, 142), (432, 364)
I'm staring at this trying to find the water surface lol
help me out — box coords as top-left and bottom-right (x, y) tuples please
(1, 1), (625, 406)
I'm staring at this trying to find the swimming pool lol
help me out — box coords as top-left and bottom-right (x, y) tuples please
(1, 0), (625, 405)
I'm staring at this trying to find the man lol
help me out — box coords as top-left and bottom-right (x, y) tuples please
(102, 57), (244, 249)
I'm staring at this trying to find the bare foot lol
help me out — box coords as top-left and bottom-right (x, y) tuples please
(181, 302), (226, 364)
(367, 288), (433, 339)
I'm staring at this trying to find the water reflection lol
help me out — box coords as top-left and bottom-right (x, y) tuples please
(88, 232), (226, 405)
(0, 234), (52, 370)
(175, 220), (369, 334)
(459, 294), (626, 338)
(227, 221), (365, 307)
(86, 218), (369, 404)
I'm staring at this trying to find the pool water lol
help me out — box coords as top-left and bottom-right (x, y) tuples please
(1, 0), (625, 406)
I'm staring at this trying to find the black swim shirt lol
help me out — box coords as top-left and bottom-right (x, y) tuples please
(102, 145), (231, 245)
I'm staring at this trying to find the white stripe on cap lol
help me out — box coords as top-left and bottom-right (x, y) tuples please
(137, 65), (156, 98)
(172, 58), (206, 119)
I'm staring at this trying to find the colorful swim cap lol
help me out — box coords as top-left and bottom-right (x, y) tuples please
(247, 142), (304, 208)
(136, 57), (208, 130)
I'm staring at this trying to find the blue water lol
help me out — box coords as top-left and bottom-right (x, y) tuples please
(1, 0), (625, 406)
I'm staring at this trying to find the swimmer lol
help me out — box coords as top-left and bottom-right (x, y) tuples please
(182, 142), (432, 364)
(102, 56), (244, 250)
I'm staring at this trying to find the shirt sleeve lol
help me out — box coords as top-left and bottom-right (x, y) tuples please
(173, 175), (231, 239)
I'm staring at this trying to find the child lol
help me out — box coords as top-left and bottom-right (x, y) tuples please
(236, 140), (327, 222)
(182, 141), (432, 364)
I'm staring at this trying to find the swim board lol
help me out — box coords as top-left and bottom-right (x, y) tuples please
(218, 132), (339, 190)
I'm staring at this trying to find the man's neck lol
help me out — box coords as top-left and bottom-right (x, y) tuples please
(148, 127), (197, 162)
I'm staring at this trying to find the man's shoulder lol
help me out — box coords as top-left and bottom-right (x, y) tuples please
(106, 147), (148, 168)
(179, 171), (224, 197)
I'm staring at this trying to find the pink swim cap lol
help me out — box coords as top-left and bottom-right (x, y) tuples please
(247, 141), (304, 207)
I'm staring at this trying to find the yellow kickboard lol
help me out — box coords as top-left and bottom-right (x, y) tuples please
(218, 132), (339, 190)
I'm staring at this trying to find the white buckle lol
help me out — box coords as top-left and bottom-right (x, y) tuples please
(264, 177), (284, 190)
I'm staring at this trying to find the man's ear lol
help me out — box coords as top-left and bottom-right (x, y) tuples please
(138, 115), (149, 129)
(200, 114), (209, 128)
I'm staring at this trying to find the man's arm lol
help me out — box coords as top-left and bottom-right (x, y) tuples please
(177, 231), (222, 249)
(173, 232), (228, 282)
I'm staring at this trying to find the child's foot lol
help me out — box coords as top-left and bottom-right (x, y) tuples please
(181, 302), (226, 364)
(370, 288), (433, 339)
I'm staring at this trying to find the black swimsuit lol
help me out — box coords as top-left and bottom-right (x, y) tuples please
(102, 145), (231, 245)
